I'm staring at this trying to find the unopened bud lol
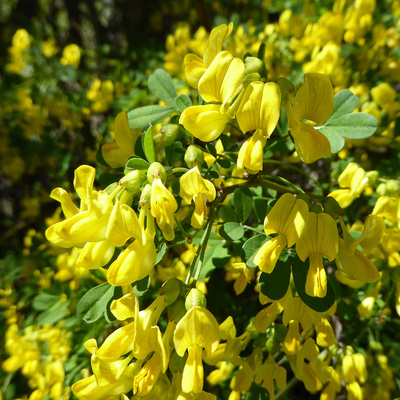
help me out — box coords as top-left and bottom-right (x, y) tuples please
(366, 170), (379, 186)
(139, 184), (152, 206)
(184, 145), (204, 168)
(322, 197), (344, 219)
(265, 336), (280, 354)
(185, 288), (207, 310)
(159, 278), (183, 305)
(244, 56), (267, 80)
(385, 179), (399, 194)
(375, 182), (386, 197)
(161, 124), (181, 146)
(147, 162), (167, 184)
(119, 170), (146, 195)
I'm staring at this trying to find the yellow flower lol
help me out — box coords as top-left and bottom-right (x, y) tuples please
(236, 81), (281, 173)
(41, 38), (57, 57)
(335, 215), (384, 282)
(184, 23), (233, 89)
(107, 207), (157, 286)
(254, 193), (309, 273)
(151, 178), (178, 241)
(255, 353), (287, 400)
(180, 51), (244, 142)
(102, 109), (140, 168)
(180, 166), (216, 228)
(284, 73), (333, 163)
(296, 212), (339, 298)
(173, 306), (220, 393)
(328, 163), (370, 208)
(60, 44), (81, 68)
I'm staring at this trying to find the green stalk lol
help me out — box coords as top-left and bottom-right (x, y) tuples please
(185, 197), (219, 285)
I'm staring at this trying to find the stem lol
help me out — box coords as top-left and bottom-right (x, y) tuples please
(275, 376), (299, 400)
(174, 214), (189, 238)
(224, 178), (300, 196)
(185, 197), (218, 285)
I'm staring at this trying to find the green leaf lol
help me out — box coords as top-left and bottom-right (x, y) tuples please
(241, 234), (268, 268)
(259, 259), (291, 300)
(165, 141), (185, 166)
(156, 242), (167, 264)
(128, 105), (176, 129)
(219, 205), (238, 222)
(174, 93), (192, 112)
(205, 143), (217, 158)
(133, 275), (151, 296)
(327, 89), (359, 122)
(148, 69), (177, 106)
(77, 283), (115, 323)
(219, 222), (245, 241)
(234, 187), (253, 223)
(125, 155), (150, 173)
(325, 112), (378, 139)
(198, 242), (231, 280)
(143, 125), (156, 163)
(217, 158), (231, 168)
(292, 256), (335, 312)
(32, 291), (60, 311)
(318, 126), (345, 153)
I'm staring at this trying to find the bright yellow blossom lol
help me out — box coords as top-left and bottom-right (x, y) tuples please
(180, 166), (216, 228)
(284, 73), (334, 163)
(254, 193), (309, 273)
(236, 81), (281, 173)
(296, 212), (339, 298)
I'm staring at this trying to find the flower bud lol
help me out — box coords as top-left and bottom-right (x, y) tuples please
(119, 170), (146, 195)
(147, 162), (167, 184)
(244, 56), (267, 80)
(139, 184), (152, 206)
(185, 288), (207, 310)
(159, 278), (184, 305)
(265, 336), (281, 354)
(385, 179), (399, 194)
(184, 145), (204, 168)
(366, 170), (379, 186)
(161, 124), (182, 146)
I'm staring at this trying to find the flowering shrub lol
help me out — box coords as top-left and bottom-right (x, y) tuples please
(1, 1), (400, 399)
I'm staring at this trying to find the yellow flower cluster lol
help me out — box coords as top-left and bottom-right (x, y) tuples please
(3, 324), (71, 400)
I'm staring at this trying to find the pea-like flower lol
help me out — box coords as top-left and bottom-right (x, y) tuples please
(180, 166), (216, 228)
